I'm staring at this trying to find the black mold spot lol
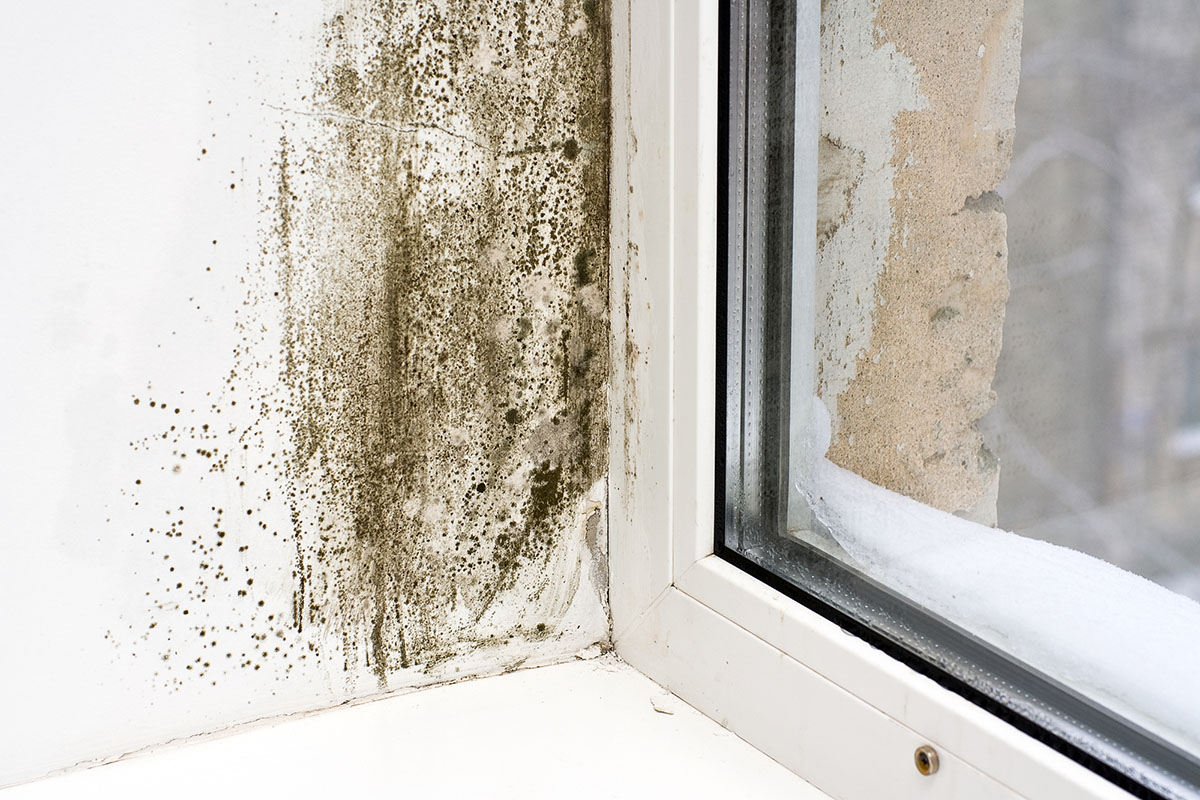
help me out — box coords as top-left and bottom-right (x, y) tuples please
(582, 0), (601, 27)
(574, 247), (594, 286)
(527, 462), (564, 533)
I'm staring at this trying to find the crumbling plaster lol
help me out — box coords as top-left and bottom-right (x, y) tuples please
(816, 0), (1023, 524)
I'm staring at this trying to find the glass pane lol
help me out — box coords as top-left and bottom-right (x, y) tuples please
(720, 1), (1200, 796)
(993, 2), (1200, 603)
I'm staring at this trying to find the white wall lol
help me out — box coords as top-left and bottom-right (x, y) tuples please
(0, 1), (610, 786)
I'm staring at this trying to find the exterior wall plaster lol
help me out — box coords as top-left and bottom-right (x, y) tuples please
(816, 0), (1023, 524)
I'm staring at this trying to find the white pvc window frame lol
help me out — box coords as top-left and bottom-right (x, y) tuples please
(607, 2), (1134, 798)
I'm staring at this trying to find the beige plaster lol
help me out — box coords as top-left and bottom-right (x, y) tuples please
(817, 0), (1023, 524)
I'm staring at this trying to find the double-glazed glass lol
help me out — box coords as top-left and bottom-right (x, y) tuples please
(719, 2), (1200, 797)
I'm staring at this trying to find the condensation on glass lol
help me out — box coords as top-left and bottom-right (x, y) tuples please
(719, 2), (1200, 798)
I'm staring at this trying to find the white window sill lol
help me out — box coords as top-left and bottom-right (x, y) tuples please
(3, 656), (826, 800)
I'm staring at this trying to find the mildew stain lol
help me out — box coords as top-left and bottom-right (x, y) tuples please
(271, 0), (611, 682)
(129, 0), (610, 689)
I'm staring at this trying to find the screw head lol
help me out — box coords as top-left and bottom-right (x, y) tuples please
(914, 744), (940, 776)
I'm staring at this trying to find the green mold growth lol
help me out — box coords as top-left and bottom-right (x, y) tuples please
(260, 0), (611, 686)
(582, 0), (601, 27)
(528, 463), (565, 529)
(574, 247), (595, 286)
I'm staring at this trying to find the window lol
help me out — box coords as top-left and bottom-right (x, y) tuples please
(611, 2), (1200, 799)
(718, 1), (1200, 798)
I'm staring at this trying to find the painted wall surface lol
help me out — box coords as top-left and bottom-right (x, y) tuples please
(815, 0), (1023, 524)
(0, 0), (609, 786)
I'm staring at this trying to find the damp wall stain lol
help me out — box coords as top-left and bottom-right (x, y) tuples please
(131, 0), (611, 691)
(272, 0), (611, 680)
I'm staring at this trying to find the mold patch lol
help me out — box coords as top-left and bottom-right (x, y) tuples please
(269, 0), (611, 682)
(131, 0), (611, 690)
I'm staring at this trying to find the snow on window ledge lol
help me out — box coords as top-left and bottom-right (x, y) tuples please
(795, 397), (1200, 755)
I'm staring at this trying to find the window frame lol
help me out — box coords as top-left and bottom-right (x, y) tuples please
(607, 2), (1137, 797)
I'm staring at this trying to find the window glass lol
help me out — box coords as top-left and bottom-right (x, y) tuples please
(994, 1), (1200, 605)
(720, 2), (1200, 797)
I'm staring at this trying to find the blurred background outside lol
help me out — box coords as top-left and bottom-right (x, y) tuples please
(990, 0), (1200, 600)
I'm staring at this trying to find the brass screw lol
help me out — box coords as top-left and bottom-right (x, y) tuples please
(914, 745), (940, 776)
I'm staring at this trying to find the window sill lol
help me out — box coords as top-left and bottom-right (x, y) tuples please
(3, 657), (823, 800)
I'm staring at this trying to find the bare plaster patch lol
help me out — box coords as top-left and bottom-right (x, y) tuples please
(815, 0), (924, 436)
(818, 0), (1022, 524)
